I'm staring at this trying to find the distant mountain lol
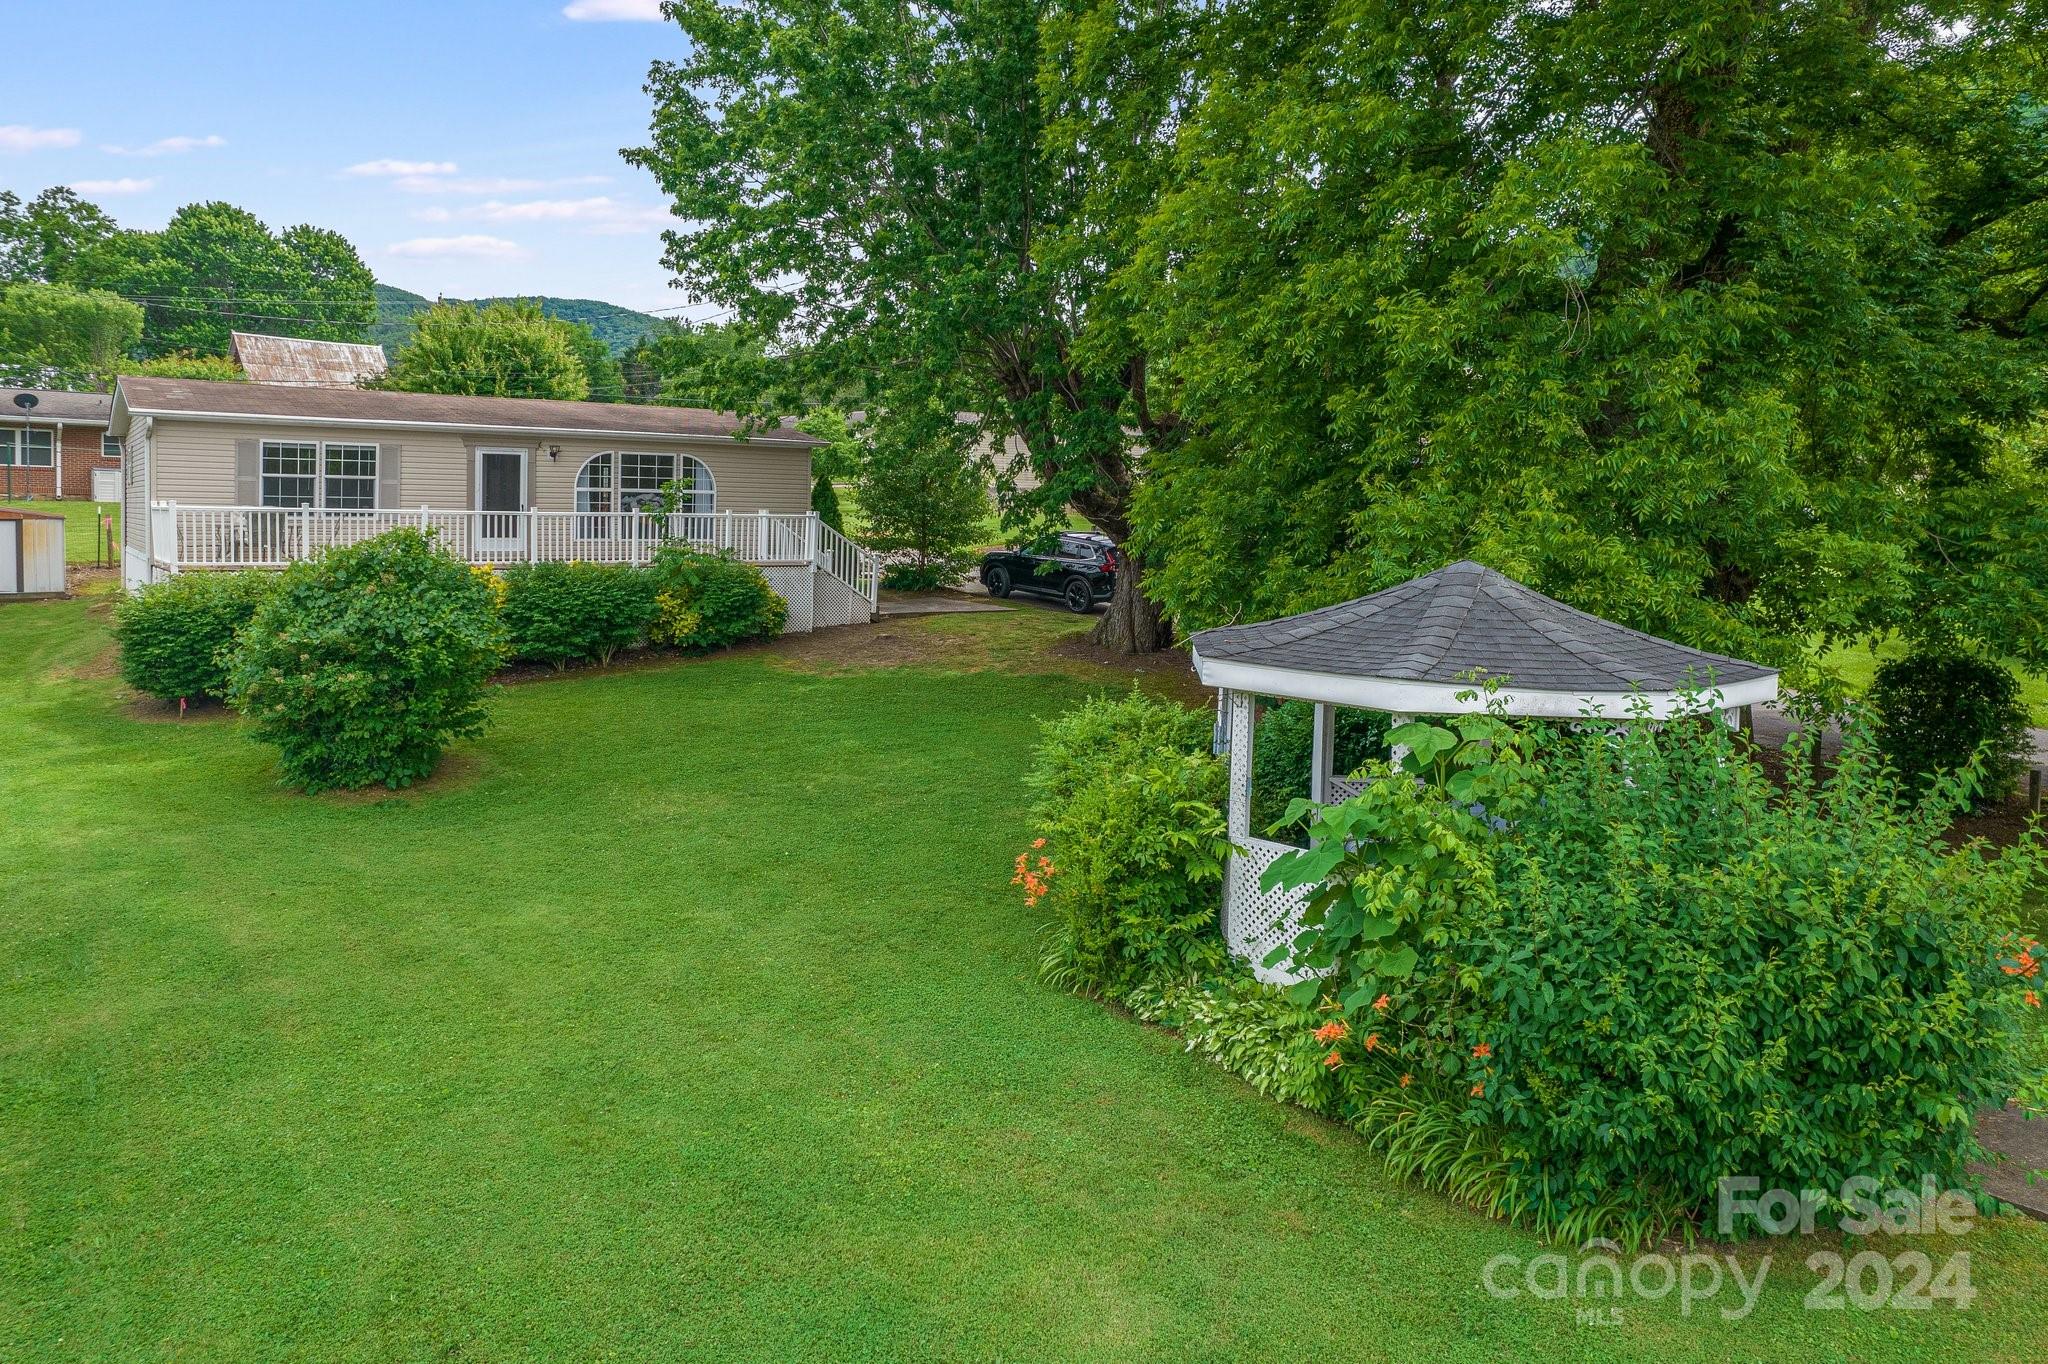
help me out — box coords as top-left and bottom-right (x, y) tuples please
(371, 283), (675, 357)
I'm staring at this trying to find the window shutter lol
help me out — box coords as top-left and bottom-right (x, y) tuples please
(234, 439), (259, 505)
(378, 444), (401, 509)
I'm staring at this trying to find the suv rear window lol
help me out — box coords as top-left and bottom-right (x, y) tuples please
(1059, 537), (1101, 560)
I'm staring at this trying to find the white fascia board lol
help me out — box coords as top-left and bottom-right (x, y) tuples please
(1189, 649), (1780, 719)
(118, 407), (817, 447)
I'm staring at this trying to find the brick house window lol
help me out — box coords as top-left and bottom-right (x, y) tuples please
(0, 428), (54, 467)
(102, 434), (122, 461)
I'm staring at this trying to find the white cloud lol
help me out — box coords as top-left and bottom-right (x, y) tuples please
(392, 173), (610, 195)
(0, 125), (83, 153)
(386, 234), (530, 261)
(73, 177), (156, 195)
(103, 134), (226, 156)
(563, 0), (665, 19)
(418, 196), (678, 234)
(347, 157), (461, 178)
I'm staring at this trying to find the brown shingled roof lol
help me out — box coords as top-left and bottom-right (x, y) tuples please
(2, 389), (112, 425)
(115, 376), (820, 444)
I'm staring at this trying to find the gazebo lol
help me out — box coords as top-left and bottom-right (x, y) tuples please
(1187, 560), (1781, 983)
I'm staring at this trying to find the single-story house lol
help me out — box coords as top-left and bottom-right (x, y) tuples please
(112, 376), (878, 631)
(2, 389), (123, 502)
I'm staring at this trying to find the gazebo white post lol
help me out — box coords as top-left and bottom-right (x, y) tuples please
(1309, 702), (1335, 805)
(1224, 690), (1255, 844)
(1386, 711), (1414, 767)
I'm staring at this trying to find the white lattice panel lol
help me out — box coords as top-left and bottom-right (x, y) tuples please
(1225, 836), (1328, 987)
(760, 565), (814, 634)
(811, 569), (874, 627)
(1327, 776), (1368, 802)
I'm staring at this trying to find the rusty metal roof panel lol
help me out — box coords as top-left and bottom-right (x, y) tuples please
(228, 331), (390, 387)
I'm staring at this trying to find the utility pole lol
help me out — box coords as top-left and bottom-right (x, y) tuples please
(9, 392), (38, 500)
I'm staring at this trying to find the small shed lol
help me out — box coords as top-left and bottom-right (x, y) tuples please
(0, 508), (66, 597)
(1189, 560), (1781, 983)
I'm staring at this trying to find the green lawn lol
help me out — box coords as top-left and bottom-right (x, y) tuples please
(1, 498), (121, 566)
(4, 592), (2045, 1361)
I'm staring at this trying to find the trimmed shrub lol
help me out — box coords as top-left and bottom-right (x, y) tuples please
(646, 545), (787, 650)
(1272, 708), (2046, 1246)
(113, 570), (275, 702)
(224, 529), (506, 792)
(1868, 649), (2030, 808)
(500, 561), (656, 669)
(1025, 692), (1228, 996)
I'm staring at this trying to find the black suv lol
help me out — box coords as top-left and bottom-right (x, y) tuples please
(980, 532), (1118, 613)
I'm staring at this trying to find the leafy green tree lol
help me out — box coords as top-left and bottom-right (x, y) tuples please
(627, 0), (1193, 652)
(0, 187), (118, 285)
(850, 405), (991, 589)
(798, 408), (858, 532)
(381, 300), (590, 400)
(124, 352), (246, 381)
(1123, 0), (2048, 674)
(0, 282), (142, 387)
(79, 202), (375, 357)
(560, 316), (626, 402)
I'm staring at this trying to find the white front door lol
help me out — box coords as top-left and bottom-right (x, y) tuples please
(474, 447), (528, 551)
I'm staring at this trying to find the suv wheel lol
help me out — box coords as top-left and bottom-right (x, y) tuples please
(1062, 576), (1096, 614)
(985, 565), (1012, 598)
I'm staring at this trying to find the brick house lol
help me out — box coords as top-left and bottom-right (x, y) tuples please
(1, 389), (121, 501)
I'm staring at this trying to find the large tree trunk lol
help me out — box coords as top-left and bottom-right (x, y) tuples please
(1092, 548), (1172, 654)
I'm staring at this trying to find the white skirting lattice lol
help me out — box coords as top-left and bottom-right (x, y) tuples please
(1224, 835), (1323, 987)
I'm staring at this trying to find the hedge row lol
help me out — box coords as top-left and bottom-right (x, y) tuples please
(112, 531), (788, 790)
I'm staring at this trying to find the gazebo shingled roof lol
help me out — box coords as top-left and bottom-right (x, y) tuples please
(1190, 560), (1778, 717)
(1193, 561), (1781, 987)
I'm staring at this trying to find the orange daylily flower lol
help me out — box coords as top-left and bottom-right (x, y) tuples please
(2026, 990), (2041, 1008)
(1399, 1073), (1413, 1088)
(1312, 1019), (1349, 1044)
(1323, 1049), (1344, 1070)
(1372, 994), (1391, 1012)
(1472, 1042), (1492, 1059)
(1364, 1033), (1380, 1052)
(1470, 1083), (1484, 1097)
(1032, 837), (1046, 850)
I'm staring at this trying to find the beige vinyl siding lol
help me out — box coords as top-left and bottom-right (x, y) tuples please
(123, 420), (149, 552)
(142, 417), (812, 515)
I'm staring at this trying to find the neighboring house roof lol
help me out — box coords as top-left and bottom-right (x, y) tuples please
(2, 389), (113, 427)
(111, 376), (822, 445)
(229, 331), (389, 387)
(1191, 560), (1776, 695)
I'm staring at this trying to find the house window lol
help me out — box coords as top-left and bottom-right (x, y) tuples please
(574, 451), (715, 518)
(260, 440), (378, 509)
(323, 444), (378, 510)
(260, 441), (319, 507)
(0, 428), (54, 467)
(102, 433), (122, 461)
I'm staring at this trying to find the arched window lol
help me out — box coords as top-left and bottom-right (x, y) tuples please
(574, 452), (716, 518)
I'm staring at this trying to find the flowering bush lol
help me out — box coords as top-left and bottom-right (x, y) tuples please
(114, 569), (276, 702)
(1025, 691), (1229, 996)
(1275, 704), (2047, 1244)
(223, 529), (506, 792)
(646, 545), (786, 649)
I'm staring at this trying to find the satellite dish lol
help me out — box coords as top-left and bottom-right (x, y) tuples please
(12, 393), (37, 411)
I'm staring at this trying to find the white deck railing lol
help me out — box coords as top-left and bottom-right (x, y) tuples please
(151, 504), (880, 609)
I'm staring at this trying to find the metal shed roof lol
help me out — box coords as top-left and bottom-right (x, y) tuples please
(229, 331), (389, 387)
(1190, 560), (1778, 717)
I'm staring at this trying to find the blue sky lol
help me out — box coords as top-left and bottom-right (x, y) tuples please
(0, 0), (708, 315)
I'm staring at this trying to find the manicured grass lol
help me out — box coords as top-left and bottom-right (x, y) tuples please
(3, 591), (2045, 1361)
(0, 498), (121, 565)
